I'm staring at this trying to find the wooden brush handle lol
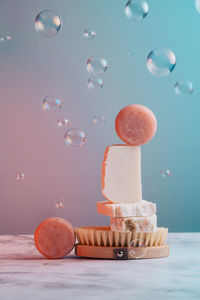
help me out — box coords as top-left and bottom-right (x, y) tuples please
(75, 244), (169, 260)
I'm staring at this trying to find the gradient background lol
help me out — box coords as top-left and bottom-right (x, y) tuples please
(0, 0), (200, 234)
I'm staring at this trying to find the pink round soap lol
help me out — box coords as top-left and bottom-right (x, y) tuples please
(115, 104), (157, 146)
(34, 217), (75, 259)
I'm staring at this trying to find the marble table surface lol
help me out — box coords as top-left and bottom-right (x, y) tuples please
(0, 233), (200, 300)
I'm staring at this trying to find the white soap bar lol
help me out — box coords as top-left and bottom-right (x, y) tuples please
(110, 215), (157, 233)
(97, 200), (156, 217)
(102, 145), (142, 203)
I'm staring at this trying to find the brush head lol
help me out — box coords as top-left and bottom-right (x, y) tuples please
(75, 226), (168, 247)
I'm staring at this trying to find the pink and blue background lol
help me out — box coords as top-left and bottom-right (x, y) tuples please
(0, 0), (200, 234)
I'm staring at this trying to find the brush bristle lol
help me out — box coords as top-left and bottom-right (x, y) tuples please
(74, 226), (168, 247)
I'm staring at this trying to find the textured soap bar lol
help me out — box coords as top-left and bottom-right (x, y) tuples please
(110, 215), (157, 233)
(97, 200), (156, 217)
(102, 145), (142, 203)
(34, 217), (75, 259)
(115, 104), (157, 146)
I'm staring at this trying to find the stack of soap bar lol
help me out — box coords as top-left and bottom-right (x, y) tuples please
(99, 144), (157, 233)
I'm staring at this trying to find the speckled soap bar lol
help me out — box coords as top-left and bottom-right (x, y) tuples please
(110, 215), (157, 233)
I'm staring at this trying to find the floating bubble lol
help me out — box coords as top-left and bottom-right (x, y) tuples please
(195, 0), (200, 13)
(42, 96), (62, 112)
(125, 0), (149, 21)
(88, 76), (103, 90)
(0, 35), (12, 42)
(86, 55), (108, 76)
(174, 80), (194, 95)
(128, 50), (134, 56)
(147, 48), (176, 76)
(55, 201), (64, 208)
(57, 119), (70, 128)
(83, 29), (96, 40)
(129, 239), (147, 259)
(35, 10), (62, 38)
(16, 173), (26, 181)
(160, 169), (172, 178)
(64, 128), (86, 148)
(93, 115), (106, 125)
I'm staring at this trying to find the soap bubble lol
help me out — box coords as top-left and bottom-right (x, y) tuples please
(0, 35), (12, 42)
(83, 29), (96, 40)
(174, 80), (193, 95)
(147, 48), (176, 76)
(57, 119), (70, 128)
(129, 239), (147, 259)
(16, 173), (26, 181)
(64, 128), (86, 148)
(93, 115), (106, 125)
(55, 201), (64, 208)
(125, 0), (149, 21)
(160, 169), (172, 178)
(35, 10), (62, 38)
(128, 50), (134, 56)
(88, 76), (103, 90)
(42, 96), (62, 112)
(86, 55), (108, 76)
(195, 0), (200, 13)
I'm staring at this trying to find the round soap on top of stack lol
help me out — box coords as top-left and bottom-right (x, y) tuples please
(100, 104), (158, 233)
(115, 104), (157, 146)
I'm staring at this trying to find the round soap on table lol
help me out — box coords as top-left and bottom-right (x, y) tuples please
(34, 217), (75, 259)
(115, 104), (157, 146)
